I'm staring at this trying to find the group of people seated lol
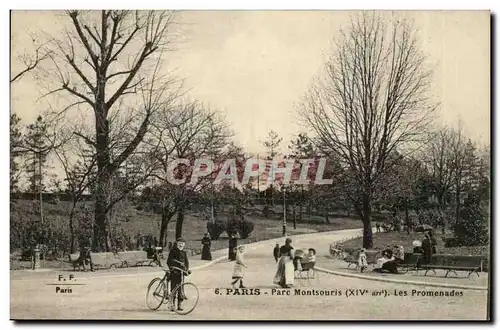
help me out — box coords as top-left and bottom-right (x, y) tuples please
(357, 245), (404, 274)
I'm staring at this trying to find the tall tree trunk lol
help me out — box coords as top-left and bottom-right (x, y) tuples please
(69, 201), (76, 253)
(362, 192), (373, 249)
(455, 180), (461, 224)
(405, 205), (410, 234)
(175, 204), (185, 240)
(299, 203), (303, 222)
(293, 206), (297, 229)
(93, 57), (112, 252)
(159, 208), (170, 247)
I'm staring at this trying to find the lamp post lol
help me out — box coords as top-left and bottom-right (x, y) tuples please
(282, 185), (286, 237)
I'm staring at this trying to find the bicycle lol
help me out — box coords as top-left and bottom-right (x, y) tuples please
(146, 266), (200, 315)
(329, 244), (345, 260)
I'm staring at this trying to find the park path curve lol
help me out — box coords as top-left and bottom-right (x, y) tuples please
(10, 228), (488, 320)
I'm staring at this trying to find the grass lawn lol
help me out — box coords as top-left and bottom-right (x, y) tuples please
(340, 231), (489, 257)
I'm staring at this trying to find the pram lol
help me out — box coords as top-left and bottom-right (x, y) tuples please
(293, 252), (318, 286)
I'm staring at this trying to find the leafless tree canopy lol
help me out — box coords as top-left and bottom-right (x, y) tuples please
(34, 10), (182, 251)
(151, 99), (233, 184)
(11, 38), (52, 83)
(298, 13), (437, 247)
(300, 13), (435, 186)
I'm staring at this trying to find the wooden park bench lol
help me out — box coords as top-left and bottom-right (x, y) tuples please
(418, 255), (484, 278)
(396, 253), (422, 273)
(93, 252), (127, 269)
(118, 250), (156, 267)
(68, 252), (126, 271)
(68, 253), (84, 271)
(344, 250), (380, 269)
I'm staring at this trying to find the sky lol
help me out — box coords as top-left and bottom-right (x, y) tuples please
(10, 10), (490, 157)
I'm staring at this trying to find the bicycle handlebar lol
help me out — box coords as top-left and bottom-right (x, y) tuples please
(163, 266), (190, 275)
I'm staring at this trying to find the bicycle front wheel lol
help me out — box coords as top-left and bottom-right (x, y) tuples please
(171, 282), (199, 315)
(146, 278), (166, 311)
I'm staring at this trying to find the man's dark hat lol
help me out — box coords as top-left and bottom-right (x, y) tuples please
(176, 237), (186, 242)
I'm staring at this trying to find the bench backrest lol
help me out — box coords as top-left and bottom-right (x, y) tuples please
(69, 253), (80, 262)
(402, 252), (420, 264)
(92, 252), (120, 266)
(365, 250), (380, 263)
(117, 250), (149, 261)
(346, 250), (379, 263)
(429, 254), (483, 268)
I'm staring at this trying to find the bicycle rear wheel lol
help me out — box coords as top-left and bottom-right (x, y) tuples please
(146, 278), (166, 311)
(171, 282), (199, 315)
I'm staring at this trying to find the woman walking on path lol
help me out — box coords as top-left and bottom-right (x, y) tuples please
(201, 233), (212, 261)
(228, 234), (237, 261)
(422, 233), (433, 264)
(273, 238), (295, 288)
(231, 246), (247, 288)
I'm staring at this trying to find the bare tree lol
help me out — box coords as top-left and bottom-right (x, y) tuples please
(149, 100), (232, 244)
(53, 132), (97, 253)
(11, 38), (51, 83)
(38, 10), (181, 251)
(298, 13), (435, 248)
(260, 130), (283, 208)
(423, 127), (456, 213)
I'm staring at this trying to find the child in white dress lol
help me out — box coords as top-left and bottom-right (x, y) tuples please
(358, 248), (368, 273)
(231, 245), (247, 288)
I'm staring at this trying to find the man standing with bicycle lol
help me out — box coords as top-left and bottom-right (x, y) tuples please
(167, 237), (190, 311)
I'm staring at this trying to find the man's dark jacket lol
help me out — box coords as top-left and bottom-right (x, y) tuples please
(167, 247), (190, 272)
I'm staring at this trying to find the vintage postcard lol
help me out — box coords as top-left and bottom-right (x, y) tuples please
(10, 10), (490, 321)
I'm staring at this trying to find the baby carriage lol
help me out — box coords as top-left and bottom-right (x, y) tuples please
(293, 250), (319, 286)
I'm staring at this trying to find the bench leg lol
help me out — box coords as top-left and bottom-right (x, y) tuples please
(467, 270), (480, 278)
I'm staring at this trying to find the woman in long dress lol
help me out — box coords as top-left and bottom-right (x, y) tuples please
(231, 245), (247, 288)
(228, 234), (237, 261)
(273, 238), (295, 288)
(201, 233), (212, 261)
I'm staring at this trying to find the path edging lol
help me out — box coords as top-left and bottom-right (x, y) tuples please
(192, 228), (363, 271)
(315, 266), (488, 291)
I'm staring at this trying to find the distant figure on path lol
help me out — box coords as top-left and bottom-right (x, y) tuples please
(428, 231), (437, 254)
(231, 245), (248, 288)
(273, 243), (280, 263)
(412, 239), (423, 254)
(228, 234), (237, 261)
(394, 245), (405, 262)
(166, 237), (190, 312)
(201, 233), (212, 261)
(358, 248), (368, 273)
(273, 238), (295, 288)
(78, 245), (94, 272)
(421, 233), (433, 264)
(376, 222), (381, 233)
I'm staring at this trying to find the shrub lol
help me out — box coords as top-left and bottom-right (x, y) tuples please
(238, 219), (254, 239)
(453, 193), (489, 246)
(226, 219), (239, 237)
(207, 220), (226, 240)
(444, 237), (461, 248)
